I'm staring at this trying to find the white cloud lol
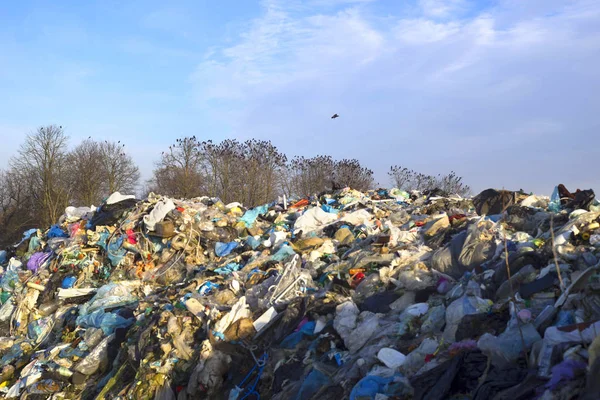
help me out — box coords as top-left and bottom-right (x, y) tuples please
(191, 5), (385, 103)
(419, 0), (468, 18)
(188, 0), (600, 193)
(395, 19), (460, 44)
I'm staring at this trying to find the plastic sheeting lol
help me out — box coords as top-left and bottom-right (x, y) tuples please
(294, 207), (338, 235)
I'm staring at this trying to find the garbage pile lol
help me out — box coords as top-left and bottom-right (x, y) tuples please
(1, 185), (600, 399)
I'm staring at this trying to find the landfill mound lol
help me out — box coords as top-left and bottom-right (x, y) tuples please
(1, 186), (600, 399)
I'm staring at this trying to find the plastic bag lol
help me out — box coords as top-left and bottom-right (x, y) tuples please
(334, 301), (359, 343)
(296, 369), (331, 400)
(79, 282), (139, 316)
(239, 204), (269, 228)
(0, 270), (21, 293)
(477, 322), (541, 366)
(215, 242), (239, 257)
(143, 198), (175, 231)
(27, 317), (53, 344)
(75, 334), (114, 375)
(346, 312), (380, 354)
(342, 210), (373, 226)
(401, 338), (439, 375)
(76, 310), (134, 335)
(421, 305), (446, 334)
(444, 295), (492, 342)
(294, 207), (338, 235)
(549, 186), (561, 213)
(215, 262), (241, 275)
(213, 296), (252, 338)
(27, 252), (51, 273)
(280, 321), (317, 349)
(47, 225), (68, 239)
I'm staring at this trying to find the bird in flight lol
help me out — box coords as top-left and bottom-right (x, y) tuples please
(331, 114), (339, 119)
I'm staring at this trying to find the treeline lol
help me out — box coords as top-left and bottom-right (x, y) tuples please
(0, 126), (470, 246)
(0, 126), (140, 246)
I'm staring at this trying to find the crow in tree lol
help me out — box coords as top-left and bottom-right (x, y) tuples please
(331, 114), (339, 119)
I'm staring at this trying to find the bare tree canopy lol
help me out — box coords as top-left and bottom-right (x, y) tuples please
(69, 139), (104, 206)
(388, 166), (471, 196)
(148, 137), (287, 206)
(283, 155), (374, 197)
(148, 136), (206, 199)
(0, 170), (37, 246)
(97, 140), (140, 196)
(69, 139), (140, 206)
(10, 125), (71, 227)
(0, 127), (143, 246)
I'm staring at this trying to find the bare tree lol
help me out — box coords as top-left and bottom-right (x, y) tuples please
(69, 139), (104, 206)
(68, 139), (140, 206)
(333, 158), (374, 191)
(283, 156), (374, 196)
(388, 166), (415, 190)
(148, 137), (206, 198)
(435, 171), (471, 196)
(97, 140), (140, 196)
(10, 125), (71, 226)
(388, 165), (470, 196)
(0, 170), (37, 247)
(149, 137), (287, 206)
(210, 139), (286, 205)
(199, 139), (287, 205)
(284, 155), (335, 197)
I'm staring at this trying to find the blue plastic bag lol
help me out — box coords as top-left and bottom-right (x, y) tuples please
(47, 224), (68, 239)
(296, 369), (331, 400)
(321, 205), (339, 214)
(271, 244), (296, 261)
(215, 242), (238, 257)
(280, 321), (316, 349)
(97, 231), (127, 266)
(76, 309), (134, 335)
(350, 375), (398, 400)
(198, 281), (220, 295)
(246, 236), (262, 250)
(215, 262), (241, 275)
(239, 204), (269, 228)
(549, 186), (561, 213)
(554, 310), (575, 327)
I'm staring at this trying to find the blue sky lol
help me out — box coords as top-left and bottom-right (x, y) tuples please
(1, 0), (599, 194)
